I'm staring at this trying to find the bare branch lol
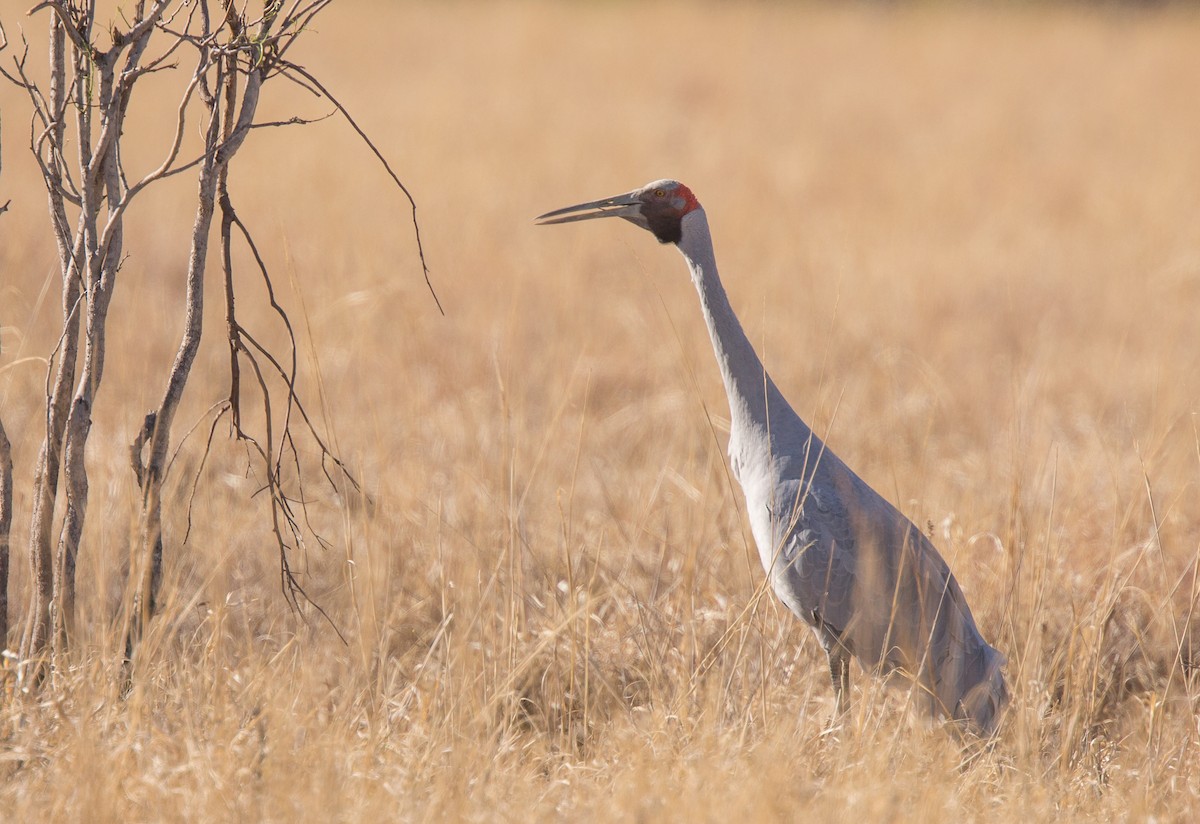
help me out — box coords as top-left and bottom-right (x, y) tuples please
(18, 10), (87, 672)
(41, 16), (74, 268)
(33, 121), (82, 207)
(271, 1), (332, 65)
(165, 401), (231, 481)
(27, 2), (97, 61)
(237, 344), (346, 645)
(278, 59), (443, 314)
(179, 403), (230, 545)
(94, 51), (210, 251)
(218, 176), (351, 642)
(121, 56), (178, 83)
(215, 63), (262, 164)
(222, 198), (359, 490)
(121, 0), (173, 47)
(280, 0), (334, 33)
(84, 2), (173, 197)
(249, 111), (335, 130)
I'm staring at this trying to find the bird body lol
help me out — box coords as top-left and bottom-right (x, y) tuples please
(538, 180), (1007, 735)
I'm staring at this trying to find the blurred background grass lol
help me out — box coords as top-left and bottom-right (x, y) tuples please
(1, 1), (1199, 819)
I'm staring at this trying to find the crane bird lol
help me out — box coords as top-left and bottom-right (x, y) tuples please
(537, 179), (1007, 735)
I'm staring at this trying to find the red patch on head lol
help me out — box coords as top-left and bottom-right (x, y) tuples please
(674, 183), (701, 214)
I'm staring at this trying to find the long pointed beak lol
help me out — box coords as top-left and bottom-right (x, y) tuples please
(535, 192), (641, 225)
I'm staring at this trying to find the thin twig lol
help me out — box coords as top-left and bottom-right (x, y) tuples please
(278, 59), (443, 314)
(181, 404), (230, 545)
(28, 2), (97, 60)
(249, 111), (335, 130)
(224, 199), (360, 490)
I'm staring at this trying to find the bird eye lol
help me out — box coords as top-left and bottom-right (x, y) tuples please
(654, 189), (665, 198)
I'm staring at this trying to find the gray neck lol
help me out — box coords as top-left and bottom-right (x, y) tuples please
(676, 209), (806, 444)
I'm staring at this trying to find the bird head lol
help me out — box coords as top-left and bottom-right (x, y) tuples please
(536, 179), (701, 245)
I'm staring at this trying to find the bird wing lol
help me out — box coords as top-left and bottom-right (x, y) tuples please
(769, 462), (1006, 731)
(770, 477), (859, 637)
(770, 462), (985, 680)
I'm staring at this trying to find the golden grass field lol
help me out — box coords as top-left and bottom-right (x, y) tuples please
(2, 0), (1200, 819)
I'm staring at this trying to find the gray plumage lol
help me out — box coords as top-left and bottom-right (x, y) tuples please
(538, 179), (1007, 735)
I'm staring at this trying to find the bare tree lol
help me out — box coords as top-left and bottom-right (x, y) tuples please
(0, 1), (435, 684)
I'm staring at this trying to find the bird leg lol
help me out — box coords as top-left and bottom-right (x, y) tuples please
(813, 609), (852, 720)
(829, 647), (851, 717)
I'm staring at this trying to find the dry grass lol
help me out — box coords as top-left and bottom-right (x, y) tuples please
(1, 0), (1199, 819)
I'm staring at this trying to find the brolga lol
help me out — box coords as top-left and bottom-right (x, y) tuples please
(537, 180), (1007, 735)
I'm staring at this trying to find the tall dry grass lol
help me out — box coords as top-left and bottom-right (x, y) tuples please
(1, 1), (1199, 819)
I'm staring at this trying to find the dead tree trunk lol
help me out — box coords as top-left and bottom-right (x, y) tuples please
(53, 7), (151, 653)
(129, 55), (262, 654)
(17, 14), (81, 672)
(7, 2), (174, 680)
